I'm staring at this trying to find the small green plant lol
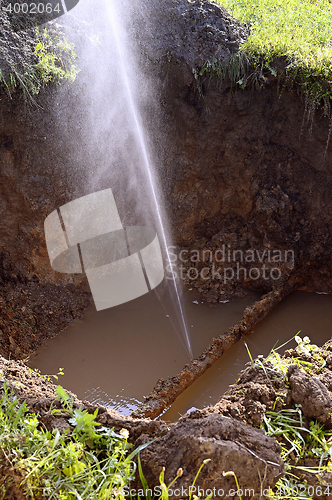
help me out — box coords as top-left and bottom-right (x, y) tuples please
(0, 27), (79, 102)
(244, 337), (332, 498)
(223, 470), (242, 500)
(33, 27), (79, 86)
(264, 407), (314, 461)
(133, 456), (213, 500)
(266, 334), (326, 376)
(55, 384), (73, 413)
(268, 475), (314, 499)
(0, 383), (150, 499)
(263, 406), (332, 499)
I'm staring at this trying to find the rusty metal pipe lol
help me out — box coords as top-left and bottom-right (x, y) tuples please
(131, 273), (303, 419)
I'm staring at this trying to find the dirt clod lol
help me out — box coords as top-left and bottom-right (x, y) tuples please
(287, 365), (332, 423)
(134, 414), (284, 499)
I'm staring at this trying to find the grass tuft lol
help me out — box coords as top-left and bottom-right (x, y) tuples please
(245, 336), (332, 499)
(199, 0), (332, 140)
(0, 383), (139, 499)
(0, 26), (79, 103)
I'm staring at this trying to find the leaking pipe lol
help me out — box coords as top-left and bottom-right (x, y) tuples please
(131, 273), (304, 419)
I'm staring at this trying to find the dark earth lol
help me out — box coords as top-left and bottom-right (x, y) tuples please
(2, 340), (332, 498)
(1, 0), (332, 497)
(1, 0), (332, 361)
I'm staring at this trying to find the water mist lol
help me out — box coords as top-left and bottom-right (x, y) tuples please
(56, 0), (193, 357)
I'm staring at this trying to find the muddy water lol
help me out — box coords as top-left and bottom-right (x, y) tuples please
(29, 287), (332, 420)
(162, 290), (332, 421)
(28, 282), (259, 414)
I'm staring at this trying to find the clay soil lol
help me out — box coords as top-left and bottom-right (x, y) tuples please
(1, 0), (332, 496)
(1, 0), (332, 360)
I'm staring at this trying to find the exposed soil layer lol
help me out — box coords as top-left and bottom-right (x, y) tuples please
(3, 339), (332, 498)
(160, 73), (332, 298)
(187, 349), (332, 428)
(136, 0), (249, 71)
(1, 0), (332, 359)
(0, 254), (88, 361)
(0, 80), (92, 359)
(137, 0), (332, 302)
(0, 8), (37, 79)
(0, 253), (90, 359)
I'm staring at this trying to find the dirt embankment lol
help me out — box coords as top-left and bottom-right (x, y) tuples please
(0, 71), (92, 359)
(137, 0), (332, 302)
(3, 338), (332, 498)
(0, 6), (93, 360)
(1, 0), (332, 359)
(0, 353), (283, 499)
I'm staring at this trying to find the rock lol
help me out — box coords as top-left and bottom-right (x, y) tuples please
(134, 414), (284, 498)
(287, 365), (331, 423)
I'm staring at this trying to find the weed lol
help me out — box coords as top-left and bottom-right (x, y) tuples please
(0, 383), (149, 499)
(266, 335), (325, 376)
(0, 383), (219, 499)
(244, 336), (332, 498)
(223, 471), (242, 500)
(0, 27), (79, 103)
(133, 456), (213, 500)
(26, 365), (64, 383)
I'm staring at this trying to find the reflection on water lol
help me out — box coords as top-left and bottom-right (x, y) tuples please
(83, 387), (142, 415)
(29, 285), (332, 420)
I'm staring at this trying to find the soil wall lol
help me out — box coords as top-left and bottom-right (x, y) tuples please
(0, 90), (91, 358)
(0, 0), (332, 357)
(137, 0), (332, 300)
(155, 67), (332, 299)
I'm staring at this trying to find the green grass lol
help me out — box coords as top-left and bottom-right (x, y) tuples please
(219, 0), (332, 68)
(0, 384), (147, 499)
(244, 336), (332, 499)
(210, 0), (332, 119)
(0, 384), (214, 500)
(263, 407), (332, 499)
(0, 27), (79, 103)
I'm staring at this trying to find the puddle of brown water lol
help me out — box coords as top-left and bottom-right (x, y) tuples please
(162, 290), (332, 421)
(29, 287), (332, 420)
(28, 282), (259, 415)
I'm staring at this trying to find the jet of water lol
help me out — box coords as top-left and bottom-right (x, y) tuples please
(105, 0), (193, 359)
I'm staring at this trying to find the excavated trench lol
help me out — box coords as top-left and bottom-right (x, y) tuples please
(1, 0), (332, 496)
